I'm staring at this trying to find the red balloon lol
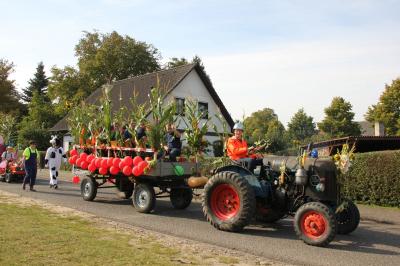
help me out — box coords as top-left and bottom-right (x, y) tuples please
(88, 163), (97, 173)
(122, 166), (132, 176)
(132, 156), (143, 166)
(70, 149), (78, 157)
(138, 160), (149, 172)
(119, 160), (126, 170)
(80, 161), (88, 170)
(69, 155), (78, 165)
(110, 166), (119, 175)
(72, 175), (80, 184)
(107, 157), (114, 168)
(79, 153), (88, 161)
(132, 166), (142, 176)
(86, 154), (95, 163)
(101, 159), (108, 169)
(123, 156), (133, 167)
(113, 158), (121, 168)
(76, 158), (82, 168)
(94, 158), (102, 168)
(99, 167), (108, 175)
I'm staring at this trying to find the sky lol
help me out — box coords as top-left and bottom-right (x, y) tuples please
(1, 0), (400, 126)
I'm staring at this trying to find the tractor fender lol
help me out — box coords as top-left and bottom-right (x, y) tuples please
(215, 165), (269, 198)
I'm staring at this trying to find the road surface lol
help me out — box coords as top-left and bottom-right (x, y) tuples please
(1, 176), (399, 266)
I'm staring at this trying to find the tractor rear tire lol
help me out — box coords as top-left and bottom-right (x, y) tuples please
(170, 188), (193, 209)
(294, 201), (337, 247)
(132, 183), (156, 213)
(202, 171), (256, 232)
(5, 173), (12, 183)
(81, 177), (98, 201)
(336, 200), (360, 235)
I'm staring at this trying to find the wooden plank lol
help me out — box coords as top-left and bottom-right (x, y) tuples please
(146, 161), (198, 177)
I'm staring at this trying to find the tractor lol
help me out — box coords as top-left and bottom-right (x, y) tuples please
(202, 155), (360, 247)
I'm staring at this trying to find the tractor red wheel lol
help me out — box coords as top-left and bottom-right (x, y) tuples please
(294, 202), (337, 247)
(202, 171), (255, 232)
(210, 184), (241, 220)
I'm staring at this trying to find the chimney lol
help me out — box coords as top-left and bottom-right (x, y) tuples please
(375, 122), (385, 136)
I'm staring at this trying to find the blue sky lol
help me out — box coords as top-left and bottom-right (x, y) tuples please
(1, 0), (400, 125)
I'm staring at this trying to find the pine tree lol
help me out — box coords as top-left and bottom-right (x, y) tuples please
(287, 108), (316, 142)
(21, 62), (49, 103)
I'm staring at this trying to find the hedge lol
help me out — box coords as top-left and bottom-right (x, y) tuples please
(341, 150), (400, 207)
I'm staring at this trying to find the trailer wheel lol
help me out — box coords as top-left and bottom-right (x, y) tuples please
(202, 171), (256, 232)
(81, 177), (97, 201)
(170, 188), (193, 209)
(132, 183), (156, 213)
(5, 173), (12, 183)
(336, 200), (360, 234)
(294, 201), (337, 247)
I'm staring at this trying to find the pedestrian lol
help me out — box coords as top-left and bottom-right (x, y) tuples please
(22, 140), (40, 191)
(45, 136), (66, 189)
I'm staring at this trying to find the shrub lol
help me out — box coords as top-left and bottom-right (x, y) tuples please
(341, 150), (400, 207)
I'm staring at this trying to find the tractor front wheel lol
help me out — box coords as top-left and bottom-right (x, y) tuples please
(294, 201), (337, 247)
(202, 171), (256, 232)
(336, 200), (360, 234)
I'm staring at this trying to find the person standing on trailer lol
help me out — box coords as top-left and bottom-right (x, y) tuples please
(22, 140), (40, 191)
(45, 136), (66, 189)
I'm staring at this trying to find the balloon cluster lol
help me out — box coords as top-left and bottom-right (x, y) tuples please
(68, 149), (149, 177)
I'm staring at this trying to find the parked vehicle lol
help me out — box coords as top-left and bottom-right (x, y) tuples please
(202, 155), (360, 247)
(0, 161), (25, 183)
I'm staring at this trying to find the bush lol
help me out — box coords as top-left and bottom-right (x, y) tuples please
(341, 150), (400, 207)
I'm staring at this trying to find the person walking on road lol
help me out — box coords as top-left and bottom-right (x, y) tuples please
(22, 140), (40, 191)
(45, 136), (66, 189)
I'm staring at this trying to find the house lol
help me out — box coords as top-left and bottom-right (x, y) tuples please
(50, 63), (234, 155)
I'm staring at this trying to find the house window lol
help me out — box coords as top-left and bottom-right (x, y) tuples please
(175, 98), (185, 116)
(198, 102), (208, 119)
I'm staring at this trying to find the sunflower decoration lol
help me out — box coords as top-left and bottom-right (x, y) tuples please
(333, 143), (356, 174)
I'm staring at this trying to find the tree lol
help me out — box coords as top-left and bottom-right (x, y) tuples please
(21, 62), (49, 103)
(0, 112), (17, 146)
(75, 31), (160, 89)
(0, 59), (23, 114)
(365, 78), (400, 135)
(287, 108), (316, 143)
(243, 108), (287, 152)
(18, 92), (61, 150)
(318, 97), (361, 137)
(166, 57), (188, 69)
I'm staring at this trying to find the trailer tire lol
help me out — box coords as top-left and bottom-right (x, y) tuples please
(170, 188), (193, 209)
(294, 201), (337, 247)
(81, 177), (97, 201)
(202, 171), (256, 232)
(336, 200), (360, 235)
(132, 183), (156, 213)
(5, 173), (12, 183)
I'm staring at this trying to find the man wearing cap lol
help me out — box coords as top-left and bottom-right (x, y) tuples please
(226, 122), (262, 173)
(22, 140), (40, 191)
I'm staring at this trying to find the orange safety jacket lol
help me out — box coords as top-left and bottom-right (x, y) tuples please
(226, 136), (248, 160)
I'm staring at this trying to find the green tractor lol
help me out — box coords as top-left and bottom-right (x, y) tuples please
(202, 155), (360, 247)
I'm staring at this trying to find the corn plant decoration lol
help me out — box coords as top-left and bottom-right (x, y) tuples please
(333, 143), (356, 174)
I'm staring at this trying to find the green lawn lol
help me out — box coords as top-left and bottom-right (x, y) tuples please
(0, 202), (191, 266)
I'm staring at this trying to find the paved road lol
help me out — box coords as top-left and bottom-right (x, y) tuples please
(1, 176), (399, 266)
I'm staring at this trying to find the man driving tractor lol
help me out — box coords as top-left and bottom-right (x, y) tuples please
(226, 122), (263, 172)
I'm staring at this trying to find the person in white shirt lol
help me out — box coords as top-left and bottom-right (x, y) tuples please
(1, 146), (16, 162)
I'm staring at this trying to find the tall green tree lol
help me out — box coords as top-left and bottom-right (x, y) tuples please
(287, 108), (316, 143)
(18, 92), (61, 150)
(75, 30), (160, 88)
(318, 97), (361, 137)
(21, 62), (49, 103)
(365, 78), (400, 135)
(0, 59), (22, 114)
(244, 108), (287, 152)
(166, 57), (188, 69)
